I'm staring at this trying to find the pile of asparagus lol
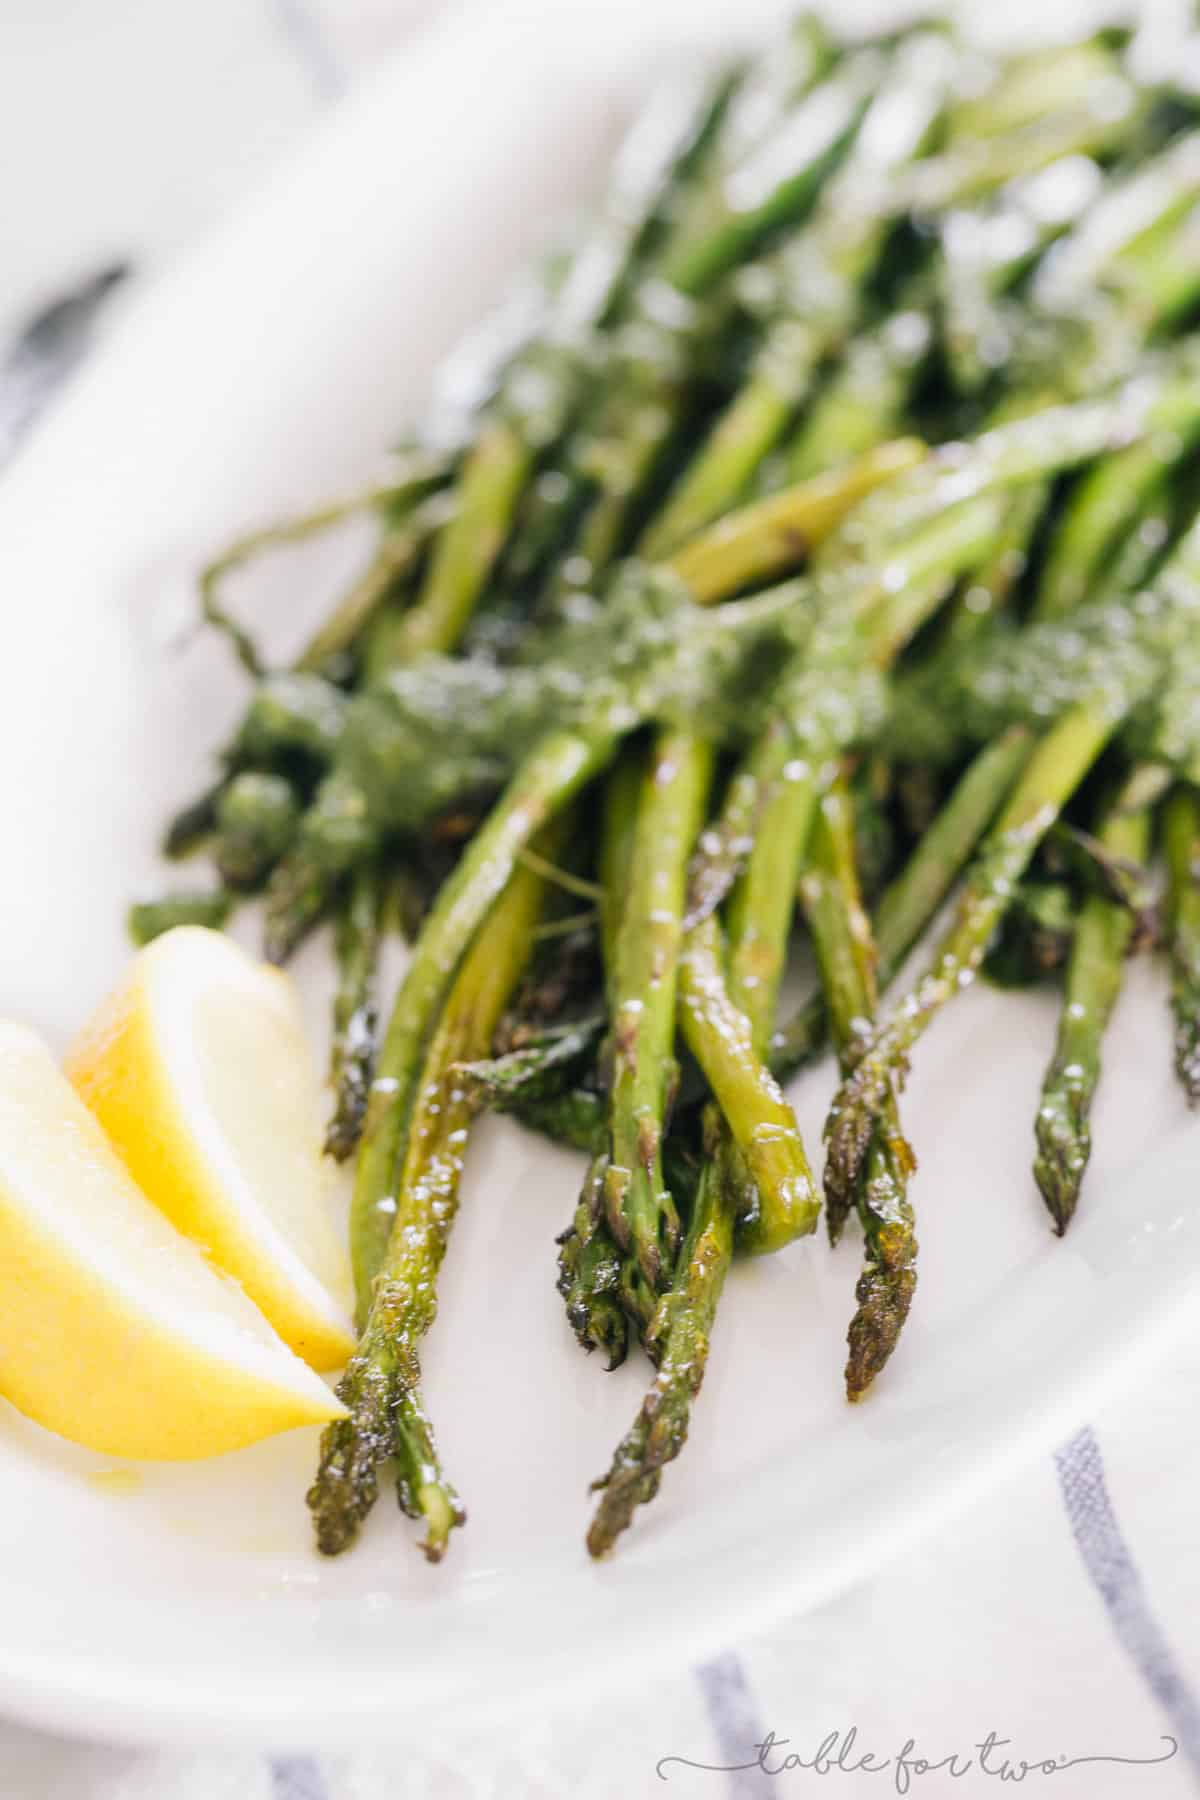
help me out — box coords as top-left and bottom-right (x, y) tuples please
(138, 13), (1200, 1558)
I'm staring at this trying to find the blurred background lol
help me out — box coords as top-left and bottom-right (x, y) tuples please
(0, 0), (448, 455)
(4, 0), (1197, 423)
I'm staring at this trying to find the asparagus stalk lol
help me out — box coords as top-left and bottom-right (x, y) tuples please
(900, 67), (1141, 215)
(324, 863), (384, 1163)
(933, 483), (1046, 654)
(664, 438), (924, 604)
(297, 493), (449, 676)
(768, 726), (1035, 1078)
(490, 28), (834, 596)
(1163, 783), (1200, 1104)
(309, 834), (557, 1559)
(397, 66), (737, 659)
(349, 727), (619, 1313)
(684, 489), (1010, 936)
(639, 30), (956, 557)
(546, 49), (882, 592)
(1034, 800), (1151, 1233)
(603, 729), (714, 1294)
(785, 303), (932, 484)
(677, 913), (820, 1242)
(557, 751), (640, 1363)
(587, 1148), (734, 1557)
(799, 776), (916, 1396)
(1033, 426), (1200, 622)
(459, 1015), (605, 1113)
(653, 49), (876, 296)
(824, 702), (1127, 1215)
(163, 664), (356, 866)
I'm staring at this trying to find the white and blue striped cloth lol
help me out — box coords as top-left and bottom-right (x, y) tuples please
(3, 1329), (1197, 1798)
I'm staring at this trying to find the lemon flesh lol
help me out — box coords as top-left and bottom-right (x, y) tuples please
(66, 928), (355, 1371)
(0, 1021), (345, 1459)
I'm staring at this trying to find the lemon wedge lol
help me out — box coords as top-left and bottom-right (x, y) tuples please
(0, 1021), (345, 1458)
(66, 928), (355, 1371)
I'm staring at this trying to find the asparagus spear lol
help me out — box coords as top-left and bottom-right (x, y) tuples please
(587, 1144), (734, 1557)
(603, 729), (713, 1296)
(683, 489), (1010, 938)
(677, 913), (820, 1244)
(825, 702), (1120, 1217)
(639, 30), (957, 557)
(348, 727), (617, 1314)
(162, 522), (427, 867)
(1034, 800), (1151, 1233)
(769, 726), (1035, 1077)
(664, 438), (923, 605)
(785, 303), (933, 484)
(556, 751), (640, 1364)
(1032, 426), (1200, 622)
(163, 251), (576, 856)
(460, 1015), (605, 1112)
(799, 777), (917, 1397)
(933, 483), (1046, 654)
(324, 863), (384, 1163)
(544, 48), (883, 593)
(395, 65), (738, 662)
(825, 511), (1200, 1208)
(934, 138), (1135, 395)
(653, 47), (875, 296)
(309, 829), (560, 1558)
(1163, 783), (1200, 1104)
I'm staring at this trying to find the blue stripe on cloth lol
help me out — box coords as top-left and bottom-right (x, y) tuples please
(270, 1755), (329, 1800)
(695, 1651), (775, 1798)
(270, 0), (347, 101)
(1055, 1425), (1200, 1777)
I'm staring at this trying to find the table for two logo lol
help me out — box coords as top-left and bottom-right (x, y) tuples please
(656, 1727), (1180, 1791)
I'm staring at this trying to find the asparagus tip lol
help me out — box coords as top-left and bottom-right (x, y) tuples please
(1033, 1090), (1088, 1236)
(415, 1483), (466, 1563)
(844, 1263), (917, 1402)
(307, 1415), (377, 1557)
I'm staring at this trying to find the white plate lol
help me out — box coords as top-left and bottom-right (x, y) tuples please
(1, 0), (1197, 1750)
